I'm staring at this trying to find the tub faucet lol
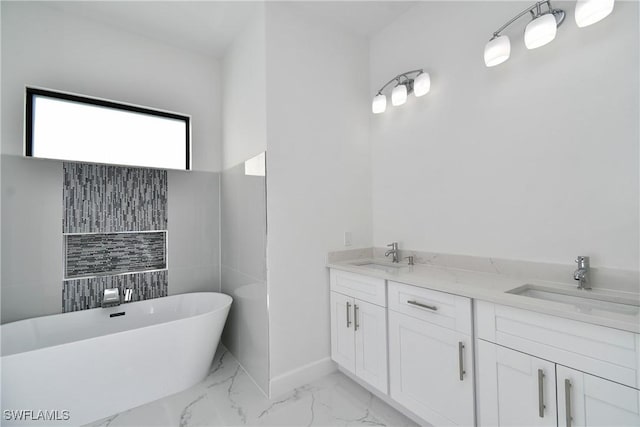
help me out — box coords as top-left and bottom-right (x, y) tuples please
(385, 242), (399, 263)
(573, 256), (591, 290)
(102, 288), (121, 308)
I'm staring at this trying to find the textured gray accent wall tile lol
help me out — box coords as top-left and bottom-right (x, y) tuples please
(62, 271), (168, 312)
(62, 162), (169, 312)
(65, 232), (166, 279)
(63, 163), (167, 233)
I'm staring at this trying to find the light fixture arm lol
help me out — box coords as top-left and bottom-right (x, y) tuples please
(490, 0), (564, 39)
(375, 69), (424, 95)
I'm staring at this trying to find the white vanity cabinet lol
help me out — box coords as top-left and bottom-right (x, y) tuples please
(387, 281), (475, 426)
(476, 300), (640, 427)
(329, 265), (640, 427)
(557, 365), (640, 427)
(329, 270), (388, 394)
(478, 340), (640, 427)
(476, 339), (557, 426)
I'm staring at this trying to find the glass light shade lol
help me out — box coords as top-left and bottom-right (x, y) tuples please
(524, 13), (558, 49)
(575, 0), (614, 27)
(413, 72), (431, 97)
(391, 84), (408, 106)
(371, 94), (386, 114)
(484, 35), (511, 67)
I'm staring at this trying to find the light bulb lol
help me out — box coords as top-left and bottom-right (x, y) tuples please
(391, 84), (407, 106)
(524, 13), (558, 49)
(575, 0), (614, 27)
(413, 72), (431, 97)
(484, 35), (511, 67)
(371, 94), (387, 114)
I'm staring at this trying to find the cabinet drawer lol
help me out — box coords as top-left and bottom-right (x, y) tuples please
(388, 281), (472, 335)
(476, 300), (640, 389)
(330, 269), (386, 307)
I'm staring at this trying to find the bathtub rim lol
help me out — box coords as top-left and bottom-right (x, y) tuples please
(1, 291), (233, 358)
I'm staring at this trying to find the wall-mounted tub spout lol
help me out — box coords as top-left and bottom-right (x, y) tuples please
(102, 288), (121, 308)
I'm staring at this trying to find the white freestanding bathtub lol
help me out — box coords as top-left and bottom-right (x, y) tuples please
(0, 292), (232, 426)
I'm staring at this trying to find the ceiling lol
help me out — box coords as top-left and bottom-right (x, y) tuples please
(46, 1), (418, 58)
(48, 1), (261, 57)
(288, 1), (417, 38)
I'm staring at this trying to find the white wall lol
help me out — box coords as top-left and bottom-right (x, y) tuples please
(168, 170), (220, 297)
(1, 156), (63, 323)
(1, 2), (222, 172)
(220, 162), (268, 394)
(222, 6), (267, 170)
(220, 5), (270, 395)
(1, 2), (222, 323)
(370, 1), (639, 271)
(264, 3), (372, 392)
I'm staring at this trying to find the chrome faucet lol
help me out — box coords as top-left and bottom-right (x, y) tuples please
(385, 242), (399, 263)
(102, 288), (121, 308)
(573, 256), (591, 290)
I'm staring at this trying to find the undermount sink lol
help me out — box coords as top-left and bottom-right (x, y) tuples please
(352, 262), (407, 273)
(507, 284), (640, 316)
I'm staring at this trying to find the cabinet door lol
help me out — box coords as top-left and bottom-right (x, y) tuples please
(389, 310), (474, 426)
(354, 299), (388, 394)
(476, 340), (556, 426)
(557, 365), (640, 427)
(330, 292), (355, 373)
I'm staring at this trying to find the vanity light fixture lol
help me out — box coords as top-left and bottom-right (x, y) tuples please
(484, 1), (565, 67)
(372, 93), (387, 114)
(524, 12), (559, 49)
(575, 0), (615, 28)
(371, 69), (430, 114)
(484, 0), (615, 67)
(391, 84), (408, 106)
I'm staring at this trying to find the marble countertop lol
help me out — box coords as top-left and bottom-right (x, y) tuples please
(327, 258), (640, 334)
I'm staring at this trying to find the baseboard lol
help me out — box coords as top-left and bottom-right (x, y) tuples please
(269, 357), (337, 399)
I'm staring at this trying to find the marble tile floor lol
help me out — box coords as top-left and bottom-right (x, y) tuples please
(86, 347), (419, 427)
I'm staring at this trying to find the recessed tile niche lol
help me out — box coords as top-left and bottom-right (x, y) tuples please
(64, 231), (167, 279)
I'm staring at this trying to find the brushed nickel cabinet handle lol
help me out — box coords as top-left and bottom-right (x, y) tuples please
(346, 301), (351, 328)
(458, 341), (466, 381)
(407, 300), (438, 311)
(354, 304), (359, 331)
(565, 379), (572, 427)
(538, 369), (545, 418)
